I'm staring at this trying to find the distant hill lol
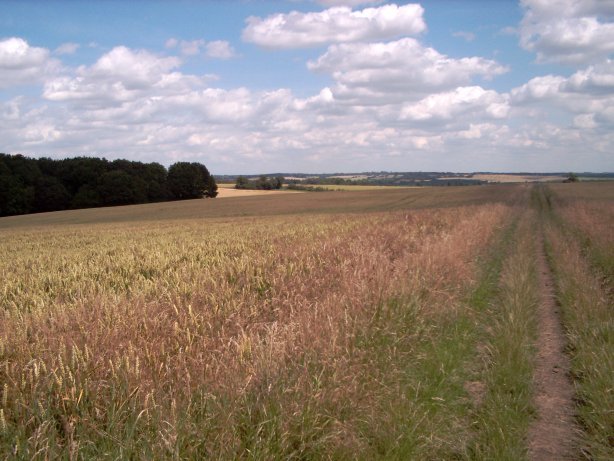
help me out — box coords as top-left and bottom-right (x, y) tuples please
(215, 171), (614, 187)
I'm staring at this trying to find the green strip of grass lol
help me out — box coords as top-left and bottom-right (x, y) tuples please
(349, 216), (520, 459)
(468, 216), (538, 460)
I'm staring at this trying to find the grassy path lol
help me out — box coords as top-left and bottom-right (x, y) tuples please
(468, 214), (538, 460)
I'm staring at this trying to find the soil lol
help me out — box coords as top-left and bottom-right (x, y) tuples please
(527, 236), (578, 460)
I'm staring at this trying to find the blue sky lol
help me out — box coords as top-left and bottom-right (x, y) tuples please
(1, 0), (613, 173)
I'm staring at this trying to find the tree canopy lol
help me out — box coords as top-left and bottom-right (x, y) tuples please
(235, 175), (283, 190)
(0, 153), (218, 217)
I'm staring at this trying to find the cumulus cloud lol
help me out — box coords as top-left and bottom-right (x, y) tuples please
(452, 31), (476, 42)
(205, 41), (237, 59)
(166, 38), (236, 59)
(54, 42), (80, 55)
(512, 60), (614, 101)
(165, 38), (204, 56)
(243, 3), (425, 48)
(308, 38), (508, 103)
(0, 37), (60, 88)
(510, 60), (614, 134)
(315, 1), (382, 6)
(399, 86), (509, 122)
(519, 0), (614, 64)
(43, 46), (183, 103)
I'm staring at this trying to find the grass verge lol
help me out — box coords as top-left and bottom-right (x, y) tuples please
(544, 221), (613, 460)
(468, 214), (539, 460)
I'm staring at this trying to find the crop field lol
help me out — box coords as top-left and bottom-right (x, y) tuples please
(0, 183), (612, 459)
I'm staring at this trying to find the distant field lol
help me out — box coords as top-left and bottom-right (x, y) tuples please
(0, 184), (520, 229)
(471, 173), (567, 183)
(1, 182), (612, 459)
(298, 184), (420, 191)
(216, 187), (302, 198)
(217, 183), (417, 192)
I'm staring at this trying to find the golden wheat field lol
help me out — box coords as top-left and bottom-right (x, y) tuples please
(1, 183), (612, 459)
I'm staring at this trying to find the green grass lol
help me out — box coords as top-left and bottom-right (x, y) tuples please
(468, 215), (538, 460)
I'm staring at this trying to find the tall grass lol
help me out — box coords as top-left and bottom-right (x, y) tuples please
(469, 215), (538, 460)
(542, 185), (614, 460)
(0, 203), (511, 458)
(1, 182), (611, 459)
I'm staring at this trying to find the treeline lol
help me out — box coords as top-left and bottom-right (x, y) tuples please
(0, 154), (217, 217)
(235, 175), (284, 190)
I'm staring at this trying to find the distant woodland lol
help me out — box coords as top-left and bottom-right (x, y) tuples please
(0, 154), (217, 217)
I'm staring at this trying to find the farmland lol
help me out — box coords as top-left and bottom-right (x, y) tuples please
(0, 183), (612, 459)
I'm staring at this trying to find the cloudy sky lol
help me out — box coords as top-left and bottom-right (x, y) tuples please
(1, 0), (613, 173)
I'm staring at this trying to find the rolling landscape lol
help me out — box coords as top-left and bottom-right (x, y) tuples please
(1, 181), (612, 459)
(2, 0), (613, 459)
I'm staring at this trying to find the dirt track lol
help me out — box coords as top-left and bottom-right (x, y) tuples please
(527, 235), (578, 460)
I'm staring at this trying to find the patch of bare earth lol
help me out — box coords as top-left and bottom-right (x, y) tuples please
(528, 236), (578, 460)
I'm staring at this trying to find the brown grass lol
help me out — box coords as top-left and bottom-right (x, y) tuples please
(0, 186), (518, 458)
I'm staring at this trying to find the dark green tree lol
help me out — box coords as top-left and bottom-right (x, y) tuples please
(273, 176), (284, 190)
(168, 162), (215, 199)
(235, 176), (250, 189)
(97, 170), (147, 206)
(204, 175), (218, 198)
(257, 175), (272, 190)
(142, 162), (169, 202)
(71, 184), (102, 209)
(34, 176), (71, 212)
(0, 176), (34, 216)
(58, 157), (109, 194)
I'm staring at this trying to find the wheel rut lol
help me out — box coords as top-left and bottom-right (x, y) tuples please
(527, 234), (578, 460)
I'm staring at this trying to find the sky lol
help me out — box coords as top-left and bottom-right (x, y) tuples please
(1, 0), (613, 174)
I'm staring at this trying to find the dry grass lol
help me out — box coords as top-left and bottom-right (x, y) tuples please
(544, 221), (613, 459)
(1, 182), (610, 458)
(0, 187), (516, 458)
(540, 184), (614, 459)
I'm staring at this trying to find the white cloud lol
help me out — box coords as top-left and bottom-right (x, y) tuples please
(165, 38), (203, 56)
(399, 86), (509, 122)
(510, 60), (614, 137)
(453, 31), (476, 42)
(165, 38), (236, 59)
(165, 38), (179, 49)
(180, 39), (205, 56)
(0, 37), (60, 88)
(243, 3), (425, 48)
(43, 46), (182, 103)
(512, 60), (614, 101)
(315, 0), (382, 6)
(520, 0), (614, 64)
(205, 41), (237, 59)
(565, 59), (614, 92)
(89, 46), (181, 87)
(54, 42), (80, 55)
(308, 38), (508, 103)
